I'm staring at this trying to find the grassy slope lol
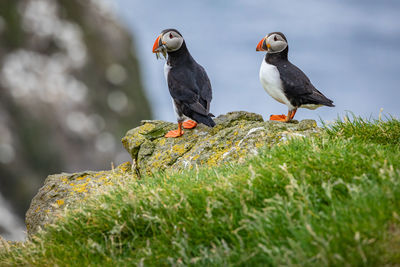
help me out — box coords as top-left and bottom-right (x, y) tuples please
(1, 117), (400, 266)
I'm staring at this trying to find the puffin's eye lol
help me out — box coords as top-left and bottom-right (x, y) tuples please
(169, 33), (174, 39)
(274, 35), (278, 41)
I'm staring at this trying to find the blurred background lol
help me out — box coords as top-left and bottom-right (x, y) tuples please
(0, 0), (399, 240)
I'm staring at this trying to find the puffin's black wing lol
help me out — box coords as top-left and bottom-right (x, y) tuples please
(167, 66), (215, 126)
(194, 63), (213, 113)
(276, 62), (334, 107)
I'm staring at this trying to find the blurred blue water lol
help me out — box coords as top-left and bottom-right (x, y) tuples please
(115, 0), (400, 122)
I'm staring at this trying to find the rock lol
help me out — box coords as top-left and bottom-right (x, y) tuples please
(25, 162), (135, 237)
(122, 111), (319, 176)
(26, 111), (320, 237)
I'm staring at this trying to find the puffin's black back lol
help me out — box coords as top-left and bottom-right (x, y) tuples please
(166, 39), (215, 127)
(266, 47), (334, 108)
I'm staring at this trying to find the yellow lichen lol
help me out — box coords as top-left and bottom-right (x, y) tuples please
(255, 142), (264, 148)
(56, 199), (65, 207)
(138, 123), (156, 134)
(206, 146), (232, 166)
(172, 144), (187, 154)
(104, 181), (114, 186)
(76, 175), (88, 181)
(118, 162), (131, 173)
(69, 182), (90, 193)
(158, 138), (166, 146)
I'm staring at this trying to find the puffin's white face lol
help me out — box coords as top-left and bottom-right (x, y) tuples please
(266, 33), (287, 53)
(161, 30), (184, 52)
(256, 32), (288, 54)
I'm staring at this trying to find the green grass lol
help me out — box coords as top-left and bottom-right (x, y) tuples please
(1, 117), (400, 266)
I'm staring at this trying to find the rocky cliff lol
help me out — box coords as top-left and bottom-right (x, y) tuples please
(25, 111), (320, 236)
(0, 0), (151, 237)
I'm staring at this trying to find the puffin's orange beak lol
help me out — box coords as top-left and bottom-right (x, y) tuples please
(152, 34), (163, 53)
(256, 38), (268, 51)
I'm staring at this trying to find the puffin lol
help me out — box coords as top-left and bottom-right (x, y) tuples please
(152, 29), (215, 138)
(256, 32), (334, 122)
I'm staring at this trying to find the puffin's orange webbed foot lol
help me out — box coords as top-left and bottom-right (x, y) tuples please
(182, 120), (197, 129)
(269, 114), (287, 121)
(165, 129), (184, 138)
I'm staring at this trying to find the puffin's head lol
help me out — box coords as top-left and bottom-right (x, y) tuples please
(256, 32), (288, 53)
(152, 29), (184, 54)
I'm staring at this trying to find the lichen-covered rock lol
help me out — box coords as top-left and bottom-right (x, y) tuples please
(122, 111), (320, 176)
(26, 111), (320, 237)
(25, 162), (135, 237)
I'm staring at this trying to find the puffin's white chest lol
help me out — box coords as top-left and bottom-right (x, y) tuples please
(259, 59), (294, 109)
(164, 62), (171, 82)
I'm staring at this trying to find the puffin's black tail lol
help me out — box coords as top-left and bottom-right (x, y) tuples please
(314, 96), (335, 107)
(192, 113), (216, 127)
(309, 90), (335, 107)
(318, 96), (335, 107)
